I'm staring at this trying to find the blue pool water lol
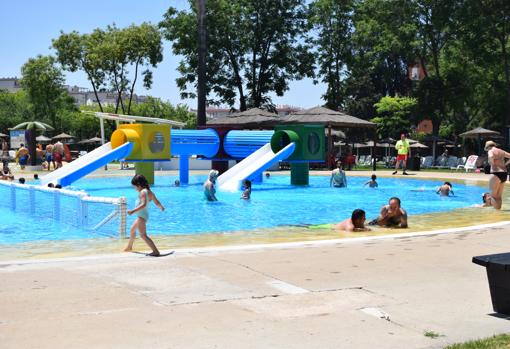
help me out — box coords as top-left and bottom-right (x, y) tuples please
(0, 175), (486, 244)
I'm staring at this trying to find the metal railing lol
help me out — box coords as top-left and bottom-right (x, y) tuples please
(0, 181), (127, 237)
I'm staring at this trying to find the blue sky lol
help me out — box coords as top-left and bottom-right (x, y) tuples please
(0, 0), (325, 110)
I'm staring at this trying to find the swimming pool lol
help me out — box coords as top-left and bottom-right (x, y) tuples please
(0, 175), (487, 245)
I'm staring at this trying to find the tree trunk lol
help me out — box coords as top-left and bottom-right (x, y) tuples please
(499, 35), (510, 148)
(196, 0), (207, 126)
(83, 65), (104, 112)
(127, 58), (141, 115)
(25, 129), (37, 166)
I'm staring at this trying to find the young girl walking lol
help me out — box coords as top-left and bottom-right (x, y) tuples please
(124, 174), (165, 256)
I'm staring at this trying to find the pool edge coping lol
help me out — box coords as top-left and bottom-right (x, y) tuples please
(2, 220), (508, 266)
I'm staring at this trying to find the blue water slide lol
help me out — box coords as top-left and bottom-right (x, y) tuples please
(170, 129), (220, 184)
(40, 142), (134, 187)
(223, 130), (274, 159)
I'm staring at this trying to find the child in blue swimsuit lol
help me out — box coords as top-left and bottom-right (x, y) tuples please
(124, 174), (165, 256)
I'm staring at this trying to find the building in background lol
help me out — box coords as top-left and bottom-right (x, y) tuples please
(0, 77), (148, 107)
(0, 77), (22, 93)
(196, 104), (303, 120)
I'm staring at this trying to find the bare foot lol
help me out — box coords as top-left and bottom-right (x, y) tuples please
(147, 251), (160, 257)
(123, 247), (133, 252)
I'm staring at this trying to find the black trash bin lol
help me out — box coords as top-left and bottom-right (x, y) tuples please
(408, 156), (420, 171)
(473, 253), (510, 315)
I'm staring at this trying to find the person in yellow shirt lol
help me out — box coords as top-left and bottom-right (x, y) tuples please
(393, 133), (411, 175)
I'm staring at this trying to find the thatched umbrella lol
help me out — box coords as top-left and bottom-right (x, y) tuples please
(282, 106), (376, 167)
(52, 132), (75, 141)
(459, 127), (501, 154)
(10, 121), (54, 166)
(410, 142), (428, 148)
(36, 135), (51, 143)
(206, 108), (281, 129)
(78, 137), (102, 144)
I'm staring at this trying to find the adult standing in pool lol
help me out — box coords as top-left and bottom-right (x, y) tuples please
(484, 140), (510, 209)
(204, 170), (219, 201)
(330, 160), (347, 187)
(393, 133), (410, 175)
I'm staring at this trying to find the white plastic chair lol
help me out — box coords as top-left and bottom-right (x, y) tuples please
(422, 156), (434, 168)
(456, 155), (478, 172)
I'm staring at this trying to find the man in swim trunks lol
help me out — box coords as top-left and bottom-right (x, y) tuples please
(369, 197), (408, 228)
(335, 209), (370, 232)
(484, 140), (510, 209)
(330, 160), (347, 187)
(17, 144), (30, 169)
(393, 133), (410, 175)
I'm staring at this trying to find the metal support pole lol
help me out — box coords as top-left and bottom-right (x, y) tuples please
(29, 186), (35, 215)
(53, 190), (61, 221)
(119, 197), (127, 238)
(10, 184), (16, 211)
(179, 155), (189, 185)
(100, 117), (107, 170)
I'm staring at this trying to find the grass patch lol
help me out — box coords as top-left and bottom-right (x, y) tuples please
(444, 334), (510, 349)
(425, 330), (443, 339)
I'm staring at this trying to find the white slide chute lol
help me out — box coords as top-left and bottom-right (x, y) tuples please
(40, 142), (133, 187)
(217, 142), (296, 191)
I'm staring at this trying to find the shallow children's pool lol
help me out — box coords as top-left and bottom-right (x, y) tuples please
(0, 175), (487, 245)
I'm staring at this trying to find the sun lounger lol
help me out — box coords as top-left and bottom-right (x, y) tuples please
(455, 155), (478, 172)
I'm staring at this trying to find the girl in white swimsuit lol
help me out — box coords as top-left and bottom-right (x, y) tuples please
(124, 174), (165, 256)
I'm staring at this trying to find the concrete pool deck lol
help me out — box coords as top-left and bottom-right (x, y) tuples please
(2, 168), (510, 348)
(2, 222), (510, 349)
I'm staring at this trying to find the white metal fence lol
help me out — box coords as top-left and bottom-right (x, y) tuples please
(0, 181), (127, 238)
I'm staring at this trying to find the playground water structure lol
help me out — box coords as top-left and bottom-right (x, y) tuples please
(3, 113), (508, 260)
(1, 173), (509, 261)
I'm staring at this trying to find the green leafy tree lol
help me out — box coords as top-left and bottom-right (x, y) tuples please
(52, 31), (106, 112)
(0, 90), (33, 134)
(20, 55), (71, 129)
(371, 96), (417, 139)
(160, 0), (315, 111)
(53, 23), (163, 114)
(460, 0), (510, 142)
(308, 0), (353, 110)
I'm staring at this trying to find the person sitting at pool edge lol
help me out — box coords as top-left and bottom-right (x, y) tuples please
(369, 197), (408, 228)
(364, 174), (378, 188)
(330, 160), (347, 188)
(436, 182), (454, 196)
(241, 179), (252, 200)
(204, 169), (219, 201)
(335, 209), (370, 232)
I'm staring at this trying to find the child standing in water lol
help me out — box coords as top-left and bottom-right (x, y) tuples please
(241, 179), (252, 200)
(124, 174), (164, 256)
(364, 174), (378, 188)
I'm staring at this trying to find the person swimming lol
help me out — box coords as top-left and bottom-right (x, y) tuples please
(204, 170), (219, 201)
(364, 174), (378, 188)
(241, 179), (251, 200)
(436, 182), (454, 196)
(335, 209), (370, 232)
(369, 197), (408, 228)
